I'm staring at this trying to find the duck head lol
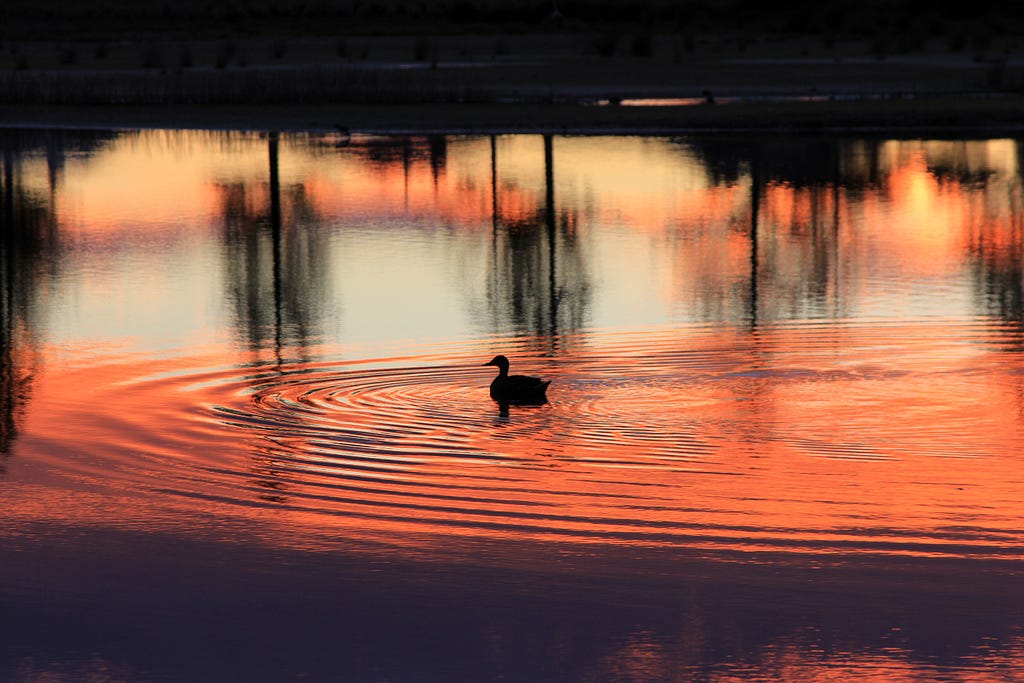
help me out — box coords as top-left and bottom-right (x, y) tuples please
(483, 355), (510, 374)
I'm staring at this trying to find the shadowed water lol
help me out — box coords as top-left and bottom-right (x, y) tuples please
(1, 129), (1023, 681)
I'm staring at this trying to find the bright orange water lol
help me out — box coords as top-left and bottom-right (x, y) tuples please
(1, 130), (1022, 681)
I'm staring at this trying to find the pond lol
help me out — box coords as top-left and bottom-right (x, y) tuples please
(1, 129), (1022, 681)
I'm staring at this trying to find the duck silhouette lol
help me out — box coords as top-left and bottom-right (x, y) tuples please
(482, 355), (550, 404)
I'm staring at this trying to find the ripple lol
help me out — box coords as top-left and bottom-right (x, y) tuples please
(20, 321), (1024, 561)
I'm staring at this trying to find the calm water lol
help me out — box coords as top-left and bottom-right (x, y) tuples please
(1, 129), (1023, 681)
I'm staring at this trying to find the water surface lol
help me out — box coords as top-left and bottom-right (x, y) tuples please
(1, 130), (1022, 681)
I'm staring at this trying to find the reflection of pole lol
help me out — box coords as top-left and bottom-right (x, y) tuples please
(544, 134), (558, 339)
(46, 136), (60, 198)
(429, 136), (444, 187)
(1, 150), (13, 350)
(2, 150), (12, 236)
(832, 147), (841, 319)
(0, 150), (10, 421)
(749, 163), (760, 327)
(1, 151), (17, 458)
(403, 137), (411, 211)
(0, 226), (11, 458)
(490, 134), (500, 306)
(268, 132), (283, 367)
(490, 135), (498, 236)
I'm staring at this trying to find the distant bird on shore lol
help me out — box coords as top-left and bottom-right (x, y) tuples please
(482, 355), (550, 404)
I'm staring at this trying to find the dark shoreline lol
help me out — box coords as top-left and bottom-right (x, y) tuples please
(4, 521), (1021, 682)
(4, 94), (1024, 135)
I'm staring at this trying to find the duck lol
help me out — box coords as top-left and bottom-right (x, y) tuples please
(482, 354), (550, 404)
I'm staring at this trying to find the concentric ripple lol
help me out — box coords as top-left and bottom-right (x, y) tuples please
(107, 321), (1012, 561)
(18, 321), (1024, 561)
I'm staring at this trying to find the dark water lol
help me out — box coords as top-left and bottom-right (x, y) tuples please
(1, 129), (1022, 682)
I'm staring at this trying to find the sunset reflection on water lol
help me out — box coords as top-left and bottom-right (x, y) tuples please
(1, 129), (1023, 681)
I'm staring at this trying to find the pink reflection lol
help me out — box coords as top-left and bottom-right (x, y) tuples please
(0, 132), (1022, 567)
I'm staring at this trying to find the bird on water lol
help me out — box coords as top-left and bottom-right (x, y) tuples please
(482, 355), (550, 403)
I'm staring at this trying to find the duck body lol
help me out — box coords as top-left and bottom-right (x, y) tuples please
(483, 355), (550, 404)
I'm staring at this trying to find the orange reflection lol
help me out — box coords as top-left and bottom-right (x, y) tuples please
(7, 318), (1023, 569)
(3, 129), (1024, 683)
(2, 131), (1023, 571)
